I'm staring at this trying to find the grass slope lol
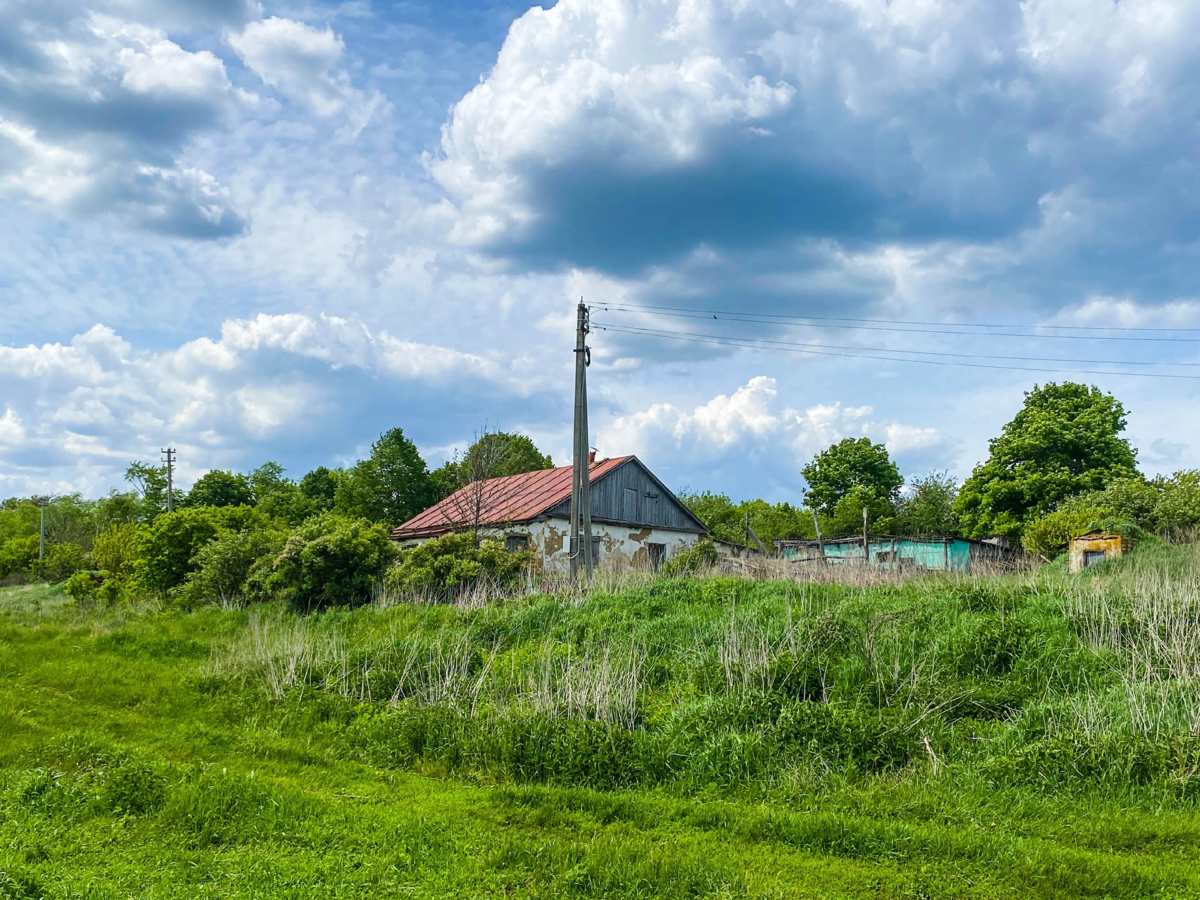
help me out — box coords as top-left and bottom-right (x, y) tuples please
(2, 565), (1199, 899)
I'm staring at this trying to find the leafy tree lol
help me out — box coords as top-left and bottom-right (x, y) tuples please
(299, 466), (340, 506)
(1150, 471), (1200, 538)
(30, 543), (89, 583)
(802, 438), (903, 518)
(954, 383), (1138, 540)
(431, 431), (554, 501)
(125, 462), (174, 520)
(894, 473), (959, 537)
(183, 470), (255, 509)
(335, 428), (433, 526)
(250, 513), (396, 613)
(248, 462), (326, 525)
(826, 486), (896, 538)
(679, 492), (817, 546)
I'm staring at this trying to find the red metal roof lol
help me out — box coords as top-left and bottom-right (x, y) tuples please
(390, 456), (632, 540)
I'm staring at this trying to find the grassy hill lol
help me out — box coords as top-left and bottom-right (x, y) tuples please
(2, 552), (1200, 899)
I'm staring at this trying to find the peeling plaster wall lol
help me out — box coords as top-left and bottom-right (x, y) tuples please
(398, 518), (704, 572)
(528, 517), (701, 573)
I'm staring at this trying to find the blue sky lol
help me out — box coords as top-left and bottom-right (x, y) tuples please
(3, 0), (1200, 504)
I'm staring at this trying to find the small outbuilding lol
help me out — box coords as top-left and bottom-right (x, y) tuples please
(1068, 532), (1128, 573)
(390, 455), (708, 573)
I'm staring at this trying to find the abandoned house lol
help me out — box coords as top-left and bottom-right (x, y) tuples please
(390, 455), (708, 572)
(775, 535), (1025, 573)
(1068, 531), (1130, 573)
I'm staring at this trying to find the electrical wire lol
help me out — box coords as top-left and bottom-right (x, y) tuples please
(594, 321), (1200, 368)
(592, 321), (1200, 380)
(600, 303), (1200, 343)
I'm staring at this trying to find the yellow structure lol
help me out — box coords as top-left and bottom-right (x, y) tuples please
(1068, 532), (1125, 574)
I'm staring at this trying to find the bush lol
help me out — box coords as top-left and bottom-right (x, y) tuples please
(93, 523), (141, 577)
(29, 542), (90, 583)
(1022, 506), (1112, 557)
(385, 531), (532, 599)
(181, 526), (287, 609)
(250, 513), (396, 613)
(136, 506), (268, 595)
(0, 535), (40, 581)
(661, 539), (719, 577)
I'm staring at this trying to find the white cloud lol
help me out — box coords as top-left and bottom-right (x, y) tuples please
(599, 375), (949, 499)
(228, 16), (383, 132)
(0, 314), (553, 496)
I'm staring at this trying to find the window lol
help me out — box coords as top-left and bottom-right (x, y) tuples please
(647, 542), (666, 572)
(1084, 549), (1107, 568)
(506, 534), (530, 553)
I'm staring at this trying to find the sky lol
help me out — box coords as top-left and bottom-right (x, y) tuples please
(2, 0), (1200, 504)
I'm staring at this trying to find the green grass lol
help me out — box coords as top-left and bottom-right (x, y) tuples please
(2, 570), (1199, 899)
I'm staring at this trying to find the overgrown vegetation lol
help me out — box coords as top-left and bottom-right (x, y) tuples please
(4, 552), (1200, 898)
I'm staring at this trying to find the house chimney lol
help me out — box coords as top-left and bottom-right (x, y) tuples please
(588, 449), (596, 464)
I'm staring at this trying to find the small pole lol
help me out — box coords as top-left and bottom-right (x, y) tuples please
(38, 501), (46, 561)
(162, 448), (176, 513)
(811, 508), (826, 563)
(862, 506), (870, 566)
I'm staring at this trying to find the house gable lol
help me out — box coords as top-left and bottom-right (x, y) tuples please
(546, 457), (706, 533)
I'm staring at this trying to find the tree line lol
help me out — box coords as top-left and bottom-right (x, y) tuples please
(2, 381), (1198, 606)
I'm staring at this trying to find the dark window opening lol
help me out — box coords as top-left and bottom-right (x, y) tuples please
(506, 534), (530, 553)
(1084, 549), (1107, 568)
(648, 542), (666, 572)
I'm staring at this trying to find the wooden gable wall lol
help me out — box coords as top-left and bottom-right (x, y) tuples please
(546, 459), (706, 532)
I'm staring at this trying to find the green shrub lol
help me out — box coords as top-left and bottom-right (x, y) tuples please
(661, 539), (719, 577)
(92, 522), (141, 577)
(385, 532), (532, 599)
(135, 506), (268, 595)
(0, 535), (39, 581)
(29, 542), (90, 583)
(181, 526), (287, 609)
(1022, 506), (1111, 557)
(250, 512), (396, 613)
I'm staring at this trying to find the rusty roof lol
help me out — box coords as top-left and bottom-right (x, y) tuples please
(391, 456), (632, 540)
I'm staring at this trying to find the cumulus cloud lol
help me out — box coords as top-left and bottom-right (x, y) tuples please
(433, 0), (1200, 319)
(228, 17), (385, 135)
(0, 5), (248, 236)
(0, 314), (562, 496)
(598, 375), (952, 500)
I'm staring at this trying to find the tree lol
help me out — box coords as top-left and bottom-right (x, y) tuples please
(135, 506), (265, 595)
(802, 438), (903, 518)
(954, 383), (1138, 540)
(894, 473), (959, 537)
(299, 467), (339, 507)
(183, 470), (255, 509)
(430, 431), (554, 501)
(125, 462), (173, 521)
(335, 428), (433, 526)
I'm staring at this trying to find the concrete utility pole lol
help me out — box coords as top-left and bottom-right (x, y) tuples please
(162, 448), (176, 513)
(32, 496), (50, 561)
(811, 508), (826, 564)
(569, 300), (594, 582)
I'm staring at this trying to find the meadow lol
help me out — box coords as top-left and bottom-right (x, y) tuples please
(3, 547), (1200, 899)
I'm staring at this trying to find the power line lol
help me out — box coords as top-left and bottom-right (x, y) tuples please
(592, 321), (1200, 380)
(592, 320), (1200, 368)
(600, 303), (1200, 343)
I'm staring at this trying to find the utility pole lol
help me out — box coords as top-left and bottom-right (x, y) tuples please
(569, 300), (594, 582)
(162, 448), (176, 513)
(811, 508), (826, 564)
(31, 495), (50, 561)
